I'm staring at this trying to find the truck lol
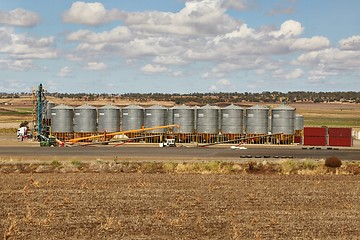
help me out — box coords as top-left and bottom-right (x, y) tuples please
(159, 138), (176, 147)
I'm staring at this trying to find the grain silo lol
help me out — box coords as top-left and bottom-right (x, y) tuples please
(271, 105), (295, 134)
(171, 105), (195, 133)
(74, 104), (97, 132)
(221, 104), (244, 134)
(46, 102), (56, 120)
(98, 105), (120, 133)
(51, 104), (74, 132)
(196, 105), (219, 133)
(144, 105), (167, 133)
(167, 108), (174, 125)
(121, 105), (144, 131)
(245, 105), (269, 134)
(295, 114), (304, 131)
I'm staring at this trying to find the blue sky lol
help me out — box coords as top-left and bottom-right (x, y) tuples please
(0, 0), (359, 93)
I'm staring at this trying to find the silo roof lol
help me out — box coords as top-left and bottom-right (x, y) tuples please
(200, 104), (219, 109)
(52, 104), (73, 110)
(249, 105), (269, 110)
(171, 104), (192, 110)
(75, 104), (97, 110)
(99, 104), (120, 109)
(222, 104), (243, 110)
(147, 105), (167, 110)
(124, 104), (143, 109)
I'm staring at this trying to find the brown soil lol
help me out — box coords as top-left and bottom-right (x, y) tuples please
(1, 173), (359, 239)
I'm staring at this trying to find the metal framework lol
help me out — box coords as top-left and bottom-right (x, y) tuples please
(65, 124), (180, 144)
(32, 84), (48, 139)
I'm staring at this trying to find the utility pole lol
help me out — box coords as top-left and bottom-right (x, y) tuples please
(37, 84), (43, 139)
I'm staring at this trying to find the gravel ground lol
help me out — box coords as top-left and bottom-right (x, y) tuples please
(1, 173), (360, 239)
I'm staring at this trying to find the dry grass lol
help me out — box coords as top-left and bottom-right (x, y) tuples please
(0, 160), (359, 175)
(293, 103), (360, 127)
(1, 172), (360, 239)
(0, 128), (17, 133)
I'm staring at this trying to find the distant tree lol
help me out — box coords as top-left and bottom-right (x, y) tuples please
(19, 121), (29, 128)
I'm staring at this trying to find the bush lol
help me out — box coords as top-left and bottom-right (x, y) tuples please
(325, 157), (342, 168)
(19, 121), (29, 128)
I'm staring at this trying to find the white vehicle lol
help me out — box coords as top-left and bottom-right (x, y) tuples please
(230, 145), (247, 150)
(159, 139), (176, 147)
(17, 126), (27, 141)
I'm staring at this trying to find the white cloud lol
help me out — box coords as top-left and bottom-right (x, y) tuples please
(210, 78), (232, 91)
(214, 24), (255, 43)
(0, 79), (28, 92)
(67, 5), (315, 68)
(85, 62), (107, 71)
(221, 0), (253, 11)
(0, 27), (57, 59)
(290, 36), (330, 51)
(270, 20), (304, 38)
(272, 68), (304, 80)
(308, 67), (338, 82)
(67, 26), (132, 43)
(60, 1), (359, 89)
(285, 68), (304, 79)
(0, 8), (40, 27)
(66, 54), (83, 62)
(153, 56), (187, 65)
(123, 0), (240, 36)
(171, 71), (183, 77)
(62, 1), (124, 26)
(0, 59), (33, 71)
(209, 85), (218, 91)
(339, 35), (360, 51)
(202, 58), (266, 78)
(57, 66), (72, 77)
(217, 78), (231, 86)
(296, 48), (360, 70)
(141, 64), (168, 74)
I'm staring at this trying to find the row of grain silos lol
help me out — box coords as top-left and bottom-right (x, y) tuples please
(50, 103), (304, 135)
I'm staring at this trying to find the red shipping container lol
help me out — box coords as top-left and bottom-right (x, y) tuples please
(328, 137), (353, 147)
(303, 136), (327, 146)
(304, 127), (327, 137)
(328, 128), (352, 138)
(294, 136), (302, 144)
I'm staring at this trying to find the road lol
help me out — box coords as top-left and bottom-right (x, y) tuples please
(0, 145), (359, 161)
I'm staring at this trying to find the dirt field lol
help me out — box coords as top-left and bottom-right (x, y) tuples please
(1, 173), (359, 239)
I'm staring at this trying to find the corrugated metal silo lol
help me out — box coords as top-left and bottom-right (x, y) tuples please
(193, 106), (200, 131)
(246, 105), (269, 134)
(98, 105), (120, 132)
(295, 114), (304, 131)
(46, 102), (56, 120)
(268, 115), (272, 133)
(196, 105), (219, 133)
(144, 105), (167, 133)
(271, 105), (295, 134)
(74, 104), (97, 132)
(167, 108), (174, 125)
(221, 104), (244, 134)
(121, 105), (144, 131)
(171, 105), (195, 133)
(51, 104), (74, 132)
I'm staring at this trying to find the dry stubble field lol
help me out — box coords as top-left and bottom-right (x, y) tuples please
(1, 172), (360, 239)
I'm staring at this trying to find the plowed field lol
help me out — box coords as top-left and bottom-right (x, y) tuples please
(1, 173), (360, 239)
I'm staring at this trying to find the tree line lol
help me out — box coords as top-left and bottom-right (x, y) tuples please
(1, 91), (359, 104)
